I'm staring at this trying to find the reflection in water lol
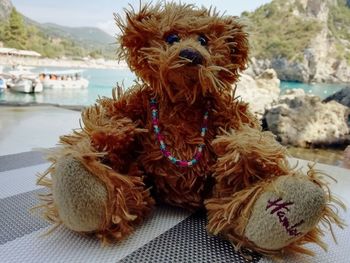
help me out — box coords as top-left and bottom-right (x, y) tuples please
(287, 146), (344, 166)
(0, 106), (81, 155)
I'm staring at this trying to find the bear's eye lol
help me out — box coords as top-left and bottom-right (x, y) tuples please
(198, 35), (208, 46)
(165, 33), (180, 45)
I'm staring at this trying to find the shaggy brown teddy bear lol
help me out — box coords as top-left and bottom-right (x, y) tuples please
(37, 2), (344, 257)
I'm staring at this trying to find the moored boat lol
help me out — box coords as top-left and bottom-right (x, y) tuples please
(0, 66), (6, 93)
(0, 77), (6, 93)
(4, 67), (43, 94)
(40, 70), (89, 89)
(7, 76), (43, 93)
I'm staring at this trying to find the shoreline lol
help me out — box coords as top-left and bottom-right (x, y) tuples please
(0, 55), (128, 70)
(1, 55), (350, 85)
(0, 101), (85, 111)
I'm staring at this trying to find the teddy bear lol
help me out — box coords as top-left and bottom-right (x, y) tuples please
(37, 2), (344, 257)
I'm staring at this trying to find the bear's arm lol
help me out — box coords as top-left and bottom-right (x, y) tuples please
(59, 85), (149, 173)
(210, 97), (290, 196)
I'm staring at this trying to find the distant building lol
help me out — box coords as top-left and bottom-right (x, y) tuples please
(0, 47), (41, 57)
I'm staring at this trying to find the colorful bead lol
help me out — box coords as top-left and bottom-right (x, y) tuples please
(150, 98), (210, 168)
(162, 150), (171, 157)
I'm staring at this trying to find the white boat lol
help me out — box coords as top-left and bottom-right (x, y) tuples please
(0, 66), (6, 93)
(0, 77), (6, 93)
(40, 70), (89, 89)
(7, 76), (43, 93)
(4, 67), (43, 93)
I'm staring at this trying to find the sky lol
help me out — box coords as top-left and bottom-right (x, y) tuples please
(11, 0), (272, 36)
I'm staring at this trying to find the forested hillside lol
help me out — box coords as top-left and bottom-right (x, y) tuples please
(0, 0), (115, 59)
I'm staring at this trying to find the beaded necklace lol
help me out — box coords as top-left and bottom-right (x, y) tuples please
(150, 98), (210, 167)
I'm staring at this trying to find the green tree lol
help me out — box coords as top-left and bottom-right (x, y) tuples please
(4, 8), (27, 49)
(89, 49), (102, 59)
(0, 23), (5, 42)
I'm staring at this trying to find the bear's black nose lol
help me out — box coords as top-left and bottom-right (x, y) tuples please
(179, 48), (203, 65)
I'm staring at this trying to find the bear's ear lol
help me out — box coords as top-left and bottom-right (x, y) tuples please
(223, 17), (249, 71)
(115, 3), (158, 61)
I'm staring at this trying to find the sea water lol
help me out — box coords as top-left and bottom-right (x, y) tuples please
(0, 67), (348, 106)
(280, 81), (348, 98)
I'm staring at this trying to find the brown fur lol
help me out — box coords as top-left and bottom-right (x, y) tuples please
(36, 2), (345, 256)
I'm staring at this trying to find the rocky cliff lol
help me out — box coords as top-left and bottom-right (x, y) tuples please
(236, 69), (280, 119)
(264, 89), (350, 147)
(236, 71), (350, 148)
(324, 86), (350, 107)
(243, 0), (350, 83)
